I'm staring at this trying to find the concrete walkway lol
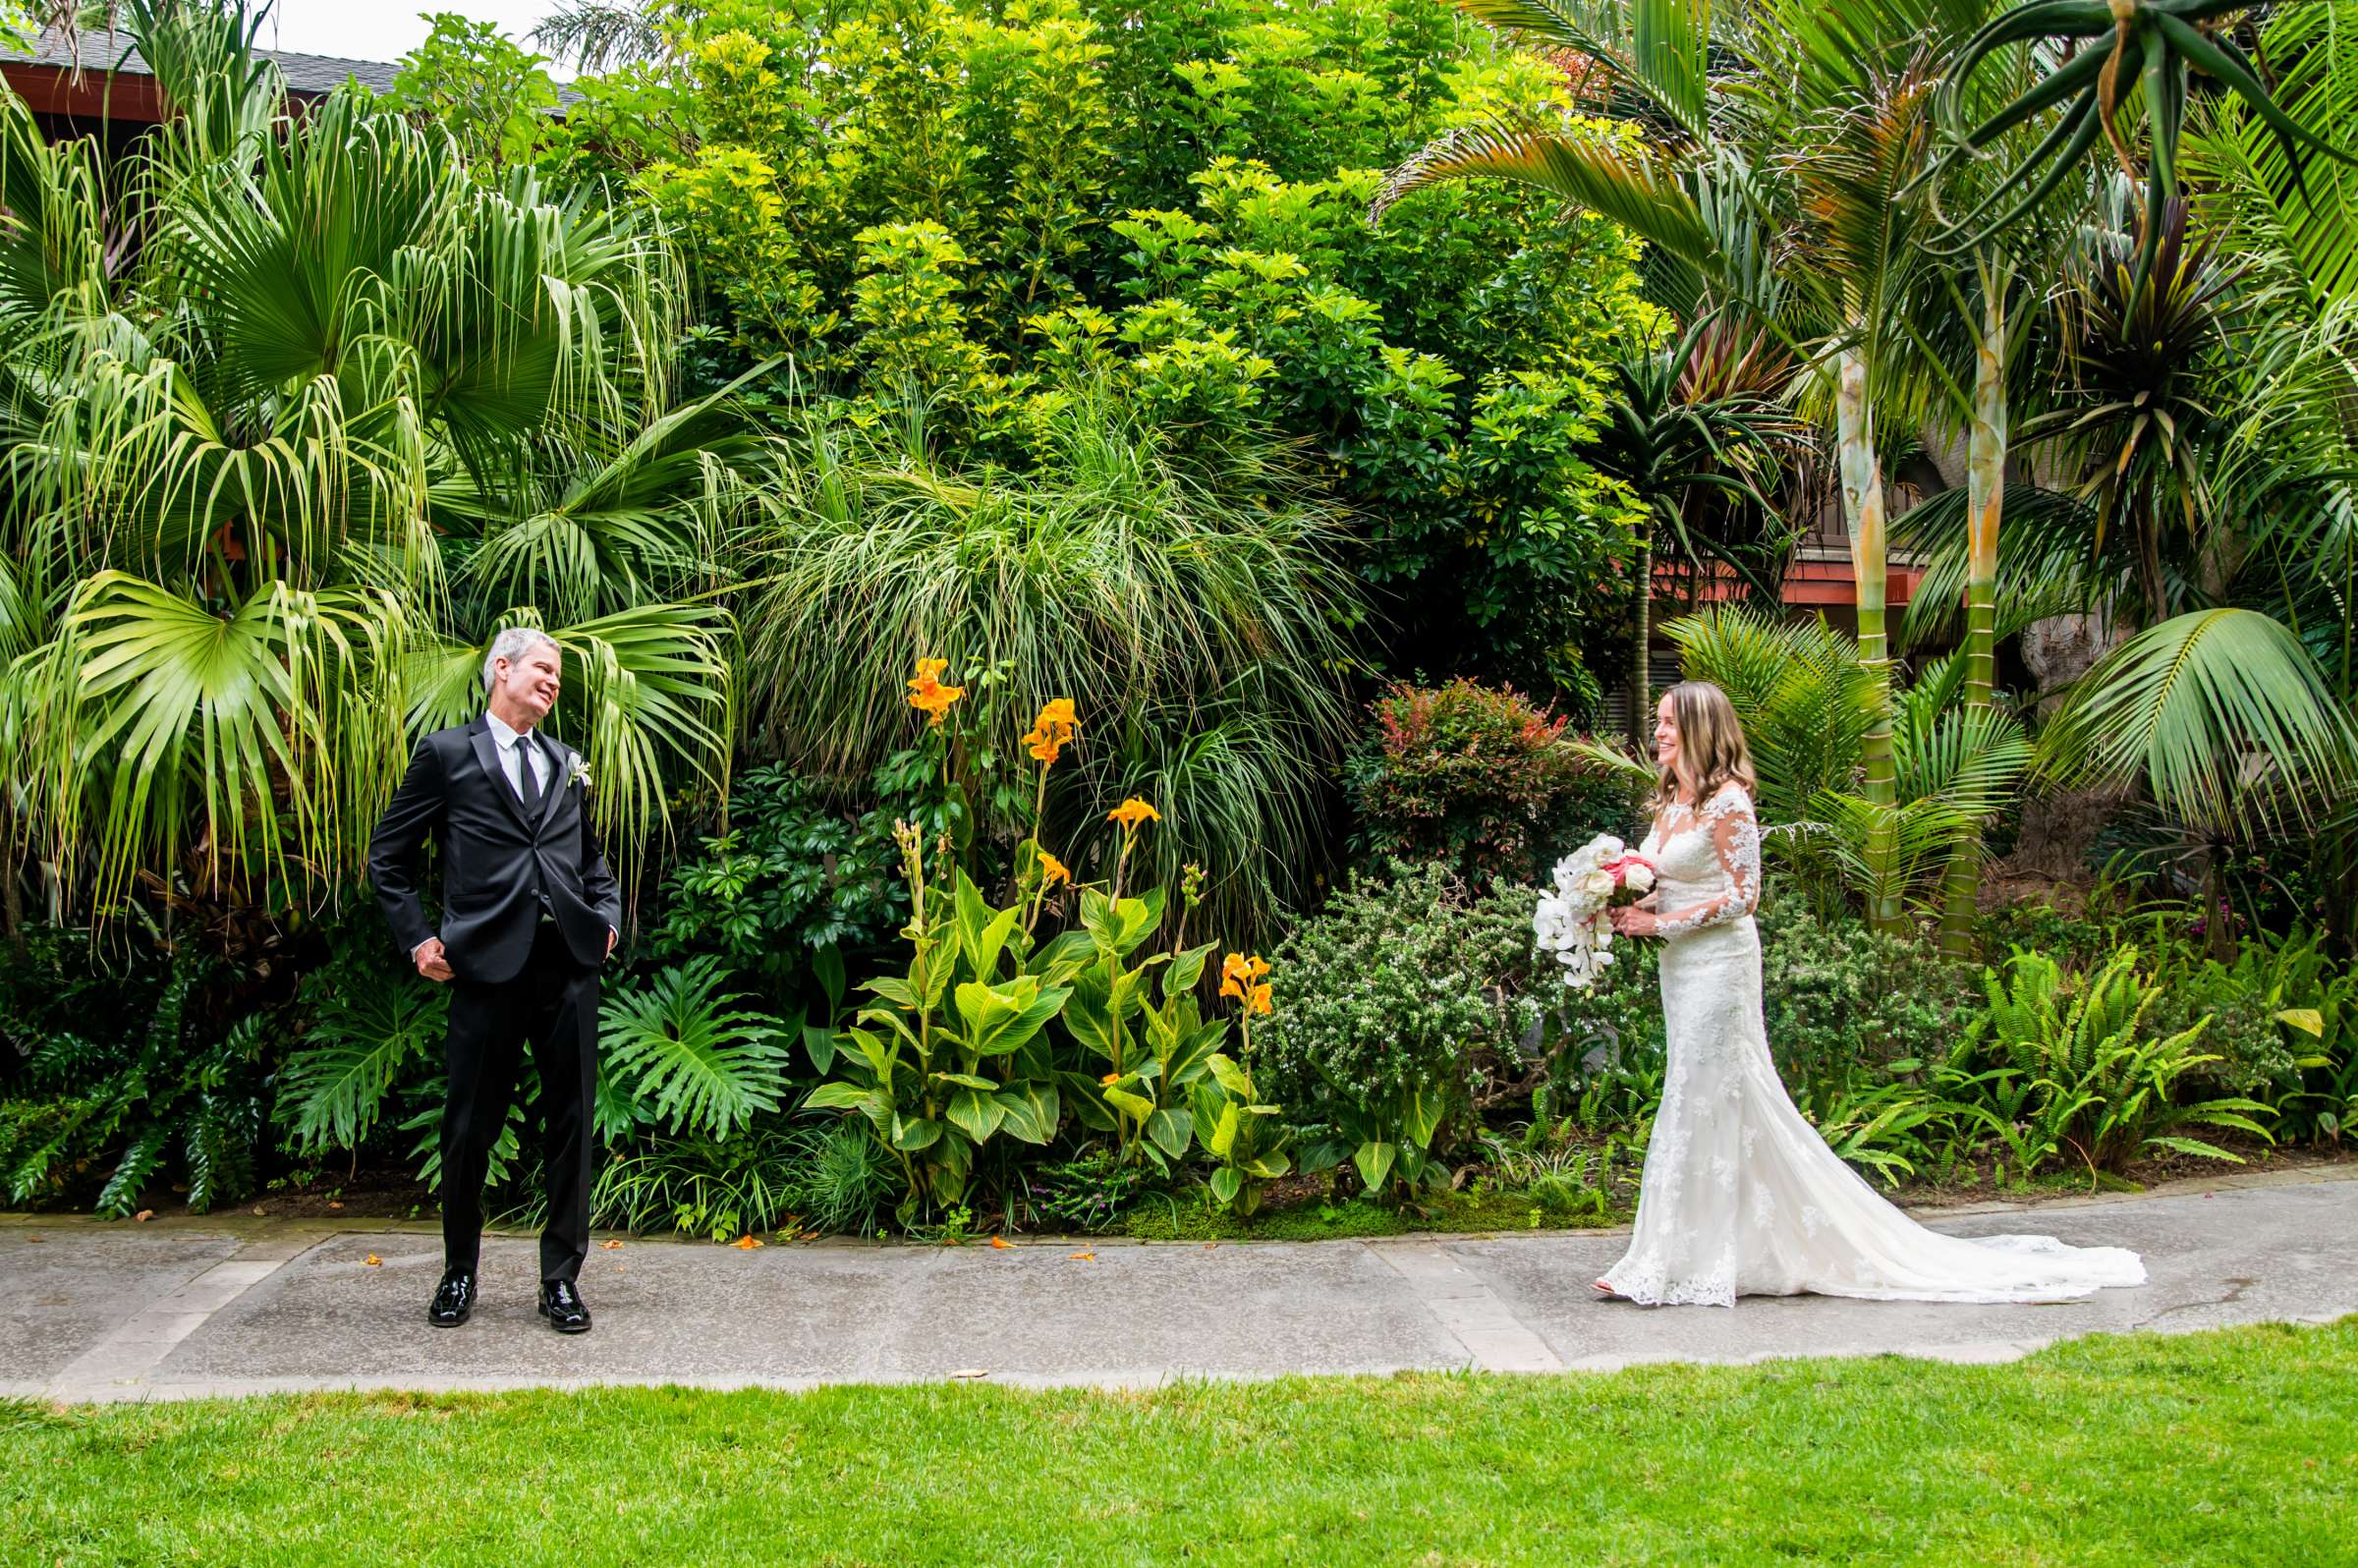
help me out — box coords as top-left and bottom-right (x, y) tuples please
(5, 1168), (2353, 1403)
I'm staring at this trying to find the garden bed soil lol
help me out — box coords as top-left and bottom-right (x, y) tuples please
(1889, 1140), (2354, 1210)
(46, 1143), (2356, 1239)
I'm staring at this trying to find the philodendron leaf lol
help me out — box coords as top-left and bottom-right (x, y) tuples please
(1355, 1140), (1396, 1193)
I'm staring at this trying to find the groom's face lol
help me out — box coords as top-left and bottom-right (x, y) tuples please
(494, 644), (563, 726)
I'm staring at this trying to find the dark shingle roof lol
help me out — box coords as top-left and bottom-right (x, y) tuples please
(0, 27), (398, 95)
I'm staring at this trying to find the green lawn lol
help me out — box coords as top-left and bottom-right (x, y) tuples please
(10, 1320), (2355, 1566)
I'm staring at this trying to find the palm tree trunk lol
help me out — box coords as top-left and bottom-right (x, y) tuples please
(1836, 348), (1903, 934)
(1629, 515), (1654, 749)
(1938, 279), (2007, 958)
(0, 793), (22, 951)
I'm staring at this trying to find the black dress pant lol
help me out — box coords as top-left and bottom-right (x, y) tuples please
(440, 921), (598, 1284)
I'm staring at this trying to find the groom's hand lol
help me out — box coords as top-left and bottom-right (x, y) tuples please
(606, 926), (619, 960)
(413, 937), (454, 983)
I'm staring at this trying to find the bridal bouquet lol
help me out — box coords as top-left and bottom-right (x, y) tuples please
(1532, 835), (1656, 989)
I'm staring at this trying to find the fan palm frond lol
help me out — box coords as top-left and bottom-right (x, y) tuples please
(24, 572), (409, 906)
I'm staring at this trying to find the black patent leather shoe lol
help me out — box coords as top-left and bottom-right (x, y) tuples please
(427, 1270), (476, 1327)
(538, 1279), (591, 1334)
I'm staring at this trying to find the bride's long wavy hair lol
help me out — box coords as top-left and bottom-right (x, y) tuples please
(1653, 680), (1756, 810)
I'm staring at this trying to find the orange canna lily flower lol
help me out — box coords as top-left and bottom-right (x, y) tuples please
(1106, 797), (1161, 830)
(907, 657), (966, 725)
(1099, 1071), (1122, 1086)
(1026, 699), (1080, 764)
(1248, 981), (1273, 1016)
(1038, 850), (1071, 888)
(1220, 953), (1270, 1002)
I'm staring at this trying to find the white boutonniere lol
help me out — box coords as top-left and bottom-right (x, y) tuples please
(569, 754), (592, 792)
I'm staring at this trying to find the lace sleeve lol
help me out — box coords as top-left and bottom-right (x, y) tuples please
(1655, 787), (1761, 936)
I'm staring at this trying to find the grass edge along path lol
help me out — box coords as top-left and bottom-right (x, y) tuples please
(9, 1317), (2355, 1566)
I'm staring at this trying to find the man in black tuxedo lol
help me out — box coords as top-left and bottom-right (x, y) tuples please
(368, 628), (620, 1334)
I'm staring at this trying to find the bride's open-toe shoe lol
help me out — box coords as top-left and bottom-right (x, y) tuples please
(1592, 1278), (1624, 1301)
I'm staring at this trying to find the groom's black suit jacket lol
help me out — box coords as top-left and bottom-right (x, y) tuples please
(367, 715), (623, 985)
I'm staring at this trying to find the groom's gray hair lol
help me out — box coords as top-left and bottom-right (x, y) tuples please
(481, 626), (561, 694)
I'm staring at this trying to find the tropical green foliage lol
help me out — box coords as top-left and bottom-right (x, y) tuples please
(1342, 677), (1643, 884)
(1, 944), (269, 1216)
(1261, 860), (1543, 1199)
(274, 962), (447, 1159)
(1953, 946), (2274, 1174)
(740, 397), (1360, 937)
(508, 0), (1661, 698)
(0, 2), (741, 924)
(9, 0), (2357, 1241)
(383, 11), (562, 171)
(1932, 0), (2357, 294)
(645, 761), (912, 1008)
(806, 827), (1086, 1219)
(1663, 606), (2030, 921)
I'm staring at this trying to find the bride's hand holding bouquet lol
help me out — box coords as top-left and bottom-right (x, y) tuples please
(1532, 835), (1657, 989)
(1606, 895), (1658, 938)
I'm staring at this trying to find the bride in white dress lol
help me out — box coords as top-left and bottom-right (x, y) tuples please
(1593, 681), (2146, 1308)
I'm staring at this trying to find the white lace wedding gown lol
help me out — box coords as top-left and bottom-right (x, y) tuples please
(1596, 782), (2147, 1308)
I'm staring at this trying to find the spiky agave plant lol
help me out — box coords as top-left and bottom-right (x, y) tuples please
(1932, 0), (2358, 294)
(2021, 196), (2241, 626)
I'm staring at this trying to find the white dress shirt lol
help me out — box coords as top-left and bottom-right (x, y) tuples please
(485, 710), (552, 804)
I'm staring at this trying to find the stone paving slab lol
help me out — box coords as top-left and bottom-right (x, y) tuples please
(0, 1226), (247, 1382)
(1455, 1180), (2358, 1372)
(4, 1173), (2353, 1402)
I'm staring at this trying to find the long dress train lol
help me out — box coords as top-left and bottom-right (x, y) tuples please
(1595, 782), (2147, 1308)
